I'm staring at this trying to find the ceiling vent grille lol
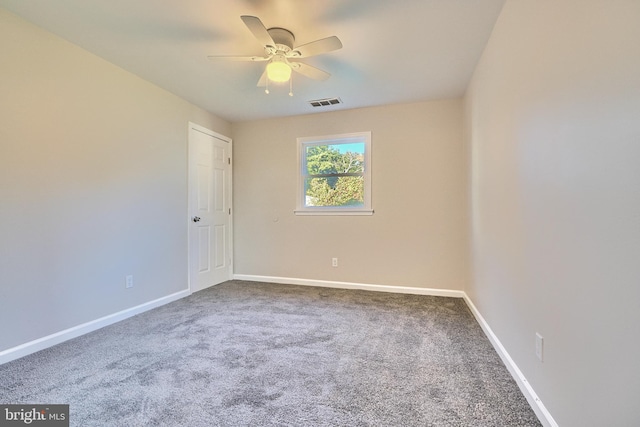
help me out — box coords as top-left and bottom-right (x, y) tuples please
(308, 97), (342, 108)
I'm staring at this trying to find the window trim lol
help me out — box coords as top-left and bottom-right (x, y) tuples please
(295, 131), (373, 216)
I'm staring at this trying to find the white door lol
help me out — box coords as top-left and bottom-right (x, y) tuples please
(188, 123), (232, 292)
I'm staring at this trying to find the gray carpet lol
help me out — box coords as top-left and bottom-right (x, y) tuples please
(0, 281), (541, 426)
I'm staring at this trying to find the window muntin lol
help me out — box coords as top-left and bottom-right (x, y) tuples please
(296, 132), (372, 215)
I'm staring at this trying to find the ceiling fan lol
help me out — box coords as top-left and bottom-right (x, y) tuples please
(208, 16), (342, 94)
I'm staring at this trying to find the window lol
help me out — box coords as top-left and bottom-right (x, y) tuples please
(295, 131), (372, 215)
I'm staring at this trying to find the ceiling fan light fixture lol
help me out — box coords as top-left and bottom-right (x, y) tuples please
(266, 56), (291, 83)
(208, 16), (342, 90)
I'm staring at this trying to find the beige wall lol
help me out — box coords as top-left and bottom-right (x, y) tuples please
(0, 9), (230, 352)
(232, 100), (468, 289)
(465, 0), (640, 425)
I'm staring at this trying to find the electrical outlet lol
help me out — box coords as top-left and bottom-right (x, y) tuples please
(535, 333), (544, 362)
(126, 275), (134, 289)
(332, 258), (338, 267)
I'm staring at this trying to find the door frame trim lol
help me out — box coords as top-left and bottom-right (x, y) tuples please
(187, 122), (233, 293)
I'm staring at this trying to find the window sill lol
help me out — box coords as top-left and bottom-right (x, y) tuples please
(294, 209), (374, 216)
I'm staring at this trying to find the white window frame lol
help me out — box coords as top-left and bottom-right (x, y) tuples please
(295, 131), (373, 216)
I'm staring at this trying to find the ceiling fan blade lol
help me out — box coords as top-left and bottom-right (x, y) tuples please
(207, 55), (269, 62)
(241, 15), (275, 48)
(292, 36), (342, 58)
(256, 68), (268, 87)
(291, 62), (331, 81)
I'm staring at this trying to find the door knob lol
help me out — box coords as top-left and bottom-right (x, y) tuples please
(192, 216), (201, 222)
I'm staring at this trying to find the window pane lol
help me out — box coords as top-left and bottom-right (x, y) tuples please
(305, 143), (365, 175)
(296, 131), (371, 215)
(305, 176), (364, 207)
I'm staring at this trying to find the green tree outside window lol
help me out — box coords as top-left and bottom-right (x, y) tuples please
(304, 144), (365, 207)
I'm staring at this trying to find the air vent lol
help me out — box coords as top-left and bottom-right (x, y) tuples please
(308, 97), (342, 108)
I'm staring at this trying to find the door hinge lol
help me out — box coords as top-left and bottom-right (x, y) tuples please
(229, 208), (231, 215)
(228, 157), (231, 165)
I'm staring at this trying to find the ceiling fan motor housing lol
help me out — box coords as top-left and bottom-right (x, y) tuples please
(266, 27), (295, 54)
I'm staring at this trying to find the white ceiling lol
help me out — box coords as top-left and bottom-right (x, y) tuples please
(0, 0), (505, 123)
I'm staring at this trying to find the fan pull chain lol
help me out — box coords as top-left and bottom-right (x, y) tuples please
(263, 74), (294, 96)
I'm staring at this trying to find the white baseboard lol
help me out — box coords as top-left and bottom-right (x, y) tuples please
(462, 294), (558, 427)
(1, 275), (556, 427)
(0, 289), (190, 365)
(235, 274), (556, 427)
(233, 274), (466, 298)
